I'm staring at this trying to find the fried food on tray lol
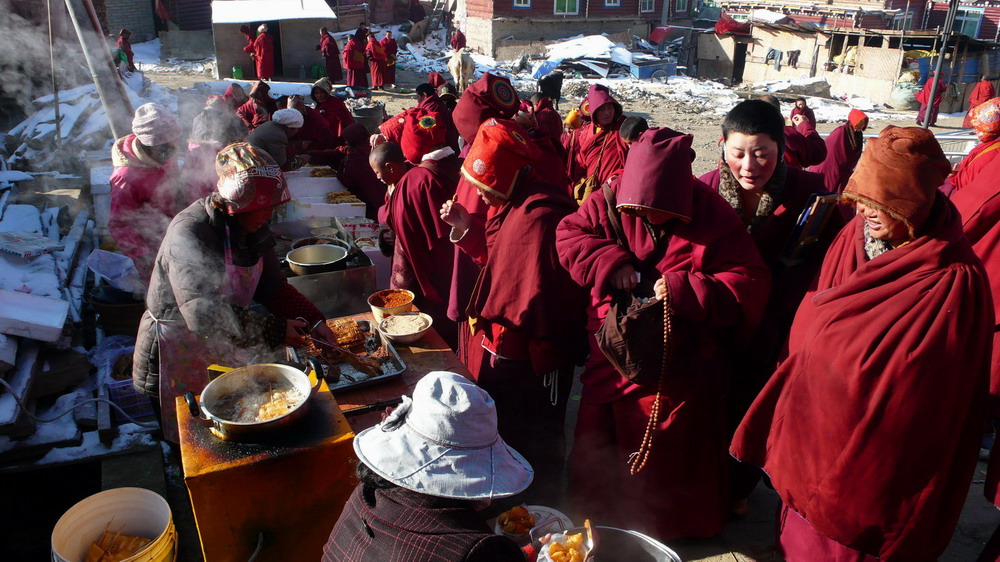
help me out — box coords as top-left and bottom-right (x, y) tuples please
(309, 167), (337, 177)
(498, 505), (535, 535)
(326, 191), (362, 204)
(326, 318), (365, 350)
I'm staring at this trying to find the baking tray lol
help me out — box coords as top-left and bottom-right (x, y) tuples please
(287, 320), (406, 393)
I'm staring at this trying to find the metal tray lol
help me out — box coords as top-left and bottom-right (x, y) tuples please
(287, 320), (406, 393)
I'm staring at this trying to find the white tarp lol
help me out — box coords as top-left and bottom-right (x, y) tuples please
(211, 0), (337, 24)
(750, 9), (790, 23)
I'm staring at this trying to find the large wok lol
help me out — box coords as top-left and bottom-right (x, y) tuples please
(184, 360), (322, 441)
(286, 244), (350, 276)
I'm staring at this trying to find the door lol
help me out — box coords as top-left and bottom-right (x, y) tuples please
(733, 41), (748, 85)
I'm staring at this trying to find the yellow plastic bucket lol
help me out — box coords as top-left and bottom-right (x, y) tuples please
(51, 487), (177, 562)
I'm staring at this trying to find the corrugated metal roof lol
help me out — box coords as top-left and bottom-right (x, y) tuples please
(211, 0), (337, 23)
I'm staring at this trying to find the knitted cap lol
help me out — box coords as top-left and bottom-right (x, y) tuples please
(842, 126), (951, 238)
(131, 103), (181, 146)
(272, 108), (304, 128)
(215, 143), (290, 214)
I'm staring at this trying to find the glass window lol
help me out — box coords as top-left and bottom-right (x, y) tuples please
(640, 0), (655, 12)
(605, 0), (621, 7)
(555, 0), (580, 14)
(514, 0), (531, 7)
(891, 10), (913, 30)
(953, 8), (984, 38)
(676, 0), (688, 12)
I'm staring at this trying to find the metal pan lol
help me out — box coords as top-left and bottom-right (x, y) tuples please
(288, 320), (406, 393)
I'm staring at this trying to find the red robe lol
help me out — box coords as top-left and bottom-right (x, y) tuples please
(565, 121), (626, 187)
(965, 80), (996, 128)
(381, 37), (398, 85)
(530, 98), (569, 189)
(378, 156), (460, 347)
(115, 36), (135, 71)
(337, 145), (385, 221)
(450, 29), (466, 50)
(457, 170), (588, 507)
(943, 138), (1000, 195)
(314, 98), (355, 140)
(731, 194), (994, 561)
(916, 78), (945, 125)
(556, 131), (771, 540)
(810, 122), (864, 194)
(366, 38), (388, 88)
(251, 33), (274, 80)
(295, 106), (335, 150)
(343, 39), (368, 88)
(790, 105), (816, 128)
(783, 120), (826, 169)
(236, 99), (270, 131)
(319, 33), (343, 83)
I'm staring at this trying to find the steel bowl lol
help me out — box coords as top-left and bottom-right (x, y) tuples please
(286, 244), (349, 275)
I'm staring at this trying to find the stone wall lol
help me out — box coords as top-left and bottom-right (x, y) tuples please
(104, 0), (156, 42)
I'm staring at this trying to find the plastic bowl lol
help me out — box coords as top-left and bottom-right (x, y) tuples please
(378, 312), (432, 344)
(367, 289), (414, 323)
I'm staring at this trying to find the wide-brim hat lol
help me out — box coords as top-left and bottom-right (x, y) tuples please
(354, 371), (534, 500)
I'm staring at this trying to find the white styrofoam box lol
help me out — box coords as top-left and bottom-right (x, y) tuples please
(92, 192), (110, 230)
(282, 198), (366, 220)
(0, 288), (69, 342)
(89, 165), (114, 195)
(285, 171), (345, 198)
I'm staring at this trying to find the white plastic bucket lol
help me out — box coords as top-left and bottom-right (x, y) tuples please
(51, 487), (177, 562)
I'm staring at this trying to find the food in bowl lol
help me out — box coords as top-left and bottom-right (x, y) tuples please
(369, 289), (414, 308)
(380, 314), (431, 336)
(86, 525), (153, 562)
(547, 532), (586, 562)
(498, 505), (535, 535)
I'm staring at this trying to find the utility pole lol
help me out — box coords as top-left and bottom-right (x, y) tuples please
(923, 0), (961, 129)
(63, 0), (134, 140)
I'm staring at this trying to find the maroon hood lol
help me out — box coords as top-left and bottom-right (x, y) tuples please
(616, 127), (696, 221)
(248, 81), (270, 102)
(581, 84), (621, 123)
(452, 73), (519, 144)
(427, 72), (447, 89)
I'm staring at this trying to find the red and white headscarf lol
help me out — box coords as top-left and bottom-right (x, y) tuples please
(970, 97), (1000, 142)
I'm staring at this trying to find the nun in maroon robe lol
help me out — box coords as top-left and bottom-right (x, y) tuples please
(427, 71), (448, 89)
(318, 28), (343, 83)
(236, 81), (276, 131)
(944, 97), (1000, 196)
(343, 34), (368, 88)
(699, 99), (840, 506)
(417, 85), (460, 155)
(916, 73), (945, 126)
(376, 113), (459, 347)
(565, 84), (626, 193)
(335, 124), (385, 221)
(556, 127), (771, 540)
(811, 108), (868, 195)
(251, 25), (275, 80)
(731, 126), (994, 561)
(783, 115), (826, 169)
(440, 118), (588, 509)
(311, 78), (355, 140)
(964, 77), (995, 128)
(381, 32), (398, 86)
(366, 35), (388, 90)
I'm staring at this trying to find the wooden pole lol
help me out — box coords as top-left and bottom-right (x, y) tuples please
(47, 0), (61, 146)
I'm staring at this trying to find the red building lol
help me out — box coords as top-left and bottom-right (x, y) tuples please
(709, 0), (924, 33)
(925, 0), (1000, 42)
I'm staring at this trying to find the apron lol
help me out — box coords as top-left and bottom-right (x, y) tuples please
(154, 226), (264, 443)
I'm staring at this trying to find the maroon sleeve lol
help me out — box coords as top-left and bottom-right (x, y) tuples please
(262, 283), (324, 325)
(454, 216), (489, 266)
(555, 189), (632, 299)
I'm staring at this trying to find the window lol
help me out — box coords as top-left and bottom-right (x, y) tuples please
(513, 0), (530, 7)
(639, 0), (655, 13)
(676, 0), (688, 12)
(555, 0), (579, 14)
(953, 8), (984, 38)
(605, 0), (621, 7)
(891, 10), (913, 30)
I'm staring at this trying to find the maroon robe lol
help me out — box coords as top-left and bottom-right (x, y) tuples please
(381, 37), (398, 85)
(450, 29), (466, 51)
(783, 120), (826, 169)
(731, 194), (994, 561)
(916, 78), (945, 126)
(338, 145), (386, 222)
(556, 129), (771, 540)
(251, 32), (274, 80)
(314, 98), (355, 140)
(565, 89), (626, 187)
(222, 84), (246, 111)
(428, 72), (447, 89)
(366, 38), (388, 88)
(343, 38), (368, 88)
(964, 80), (995, 128)
(115, 35), (135, 71)
(810, 122), (864, 195)
(529, 99), (569, 189)
(457, 169), (588, 507)
(319, 33), (343, 83)
(295, 106), (335, 150)
(946, 138), (1000, 196)
(790, 105), (816, 128)
(378, 156), (460, 347)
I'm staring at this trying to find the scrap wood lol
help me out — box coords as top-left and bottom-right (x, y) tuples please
(0, 342), (39, 436)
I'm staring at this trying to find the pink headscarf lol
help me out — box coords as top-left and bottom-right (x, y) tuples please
(970, 97), (1000, 142)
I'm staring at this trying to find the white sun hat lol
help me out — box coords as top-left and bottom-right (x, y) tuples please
(353, 371), (534, 500)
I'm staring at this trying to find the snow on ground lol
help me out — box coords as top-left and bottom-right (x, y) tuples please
(37, 423), (156, 464)
(131, 39), (215, 75)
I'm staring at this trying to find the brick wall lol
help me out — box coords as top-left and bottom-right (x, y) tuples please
(466, 15), (495, 54)
(492, 0), (651, 19)
(105, 0), (155, 42)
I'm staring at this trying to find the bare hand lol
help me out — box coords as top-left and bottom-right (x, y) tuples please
(654, 277), (667, 301)
(439, 200), (470, 231)
(611, 264), (638, 291)
(284, 319), (308, 347)
(370, 133), (386, 148)
(791, 114), (804, 127)
(311, 320), (336, 346)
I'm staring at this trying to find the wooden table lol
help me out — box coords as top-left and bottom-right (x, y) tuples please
(332, 311), (470, 432)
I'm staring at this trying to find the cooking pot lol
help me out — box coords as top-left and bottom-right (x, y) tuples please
(184, 360), (322, 441)
(286, 244), (349, 275)
(289, 236), (349, 251)
(544, 526), (682, 562)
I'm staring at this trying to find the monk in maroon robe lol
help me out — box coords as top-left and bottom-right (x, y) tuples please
(335, 123), (385, 221)
(916, 72), (945, 126)
(450, 29), (466, 51)
(427, 71), (448, 89)
(556, 128), (771, 540)
(440, 118), (588, 509)
(416, 83), (460, 155)
(964, 76), (995, 128)
(250, 24), (274, 80)
(223, 83), (247, 112)
(519, 97), (568, 189)
(236, 81), (276, 131)
(783, 114), (826, 169)
(700, 99), (841, 509)
(373, 115), (459, 347)
(565, 84), (626, 197)
(811, 108), (868, 196)
(789, 98), (816, 128)
(731, 126), (994, 561)
(381, 32), (398, 87)
(311, 78), (355, 140)
(366, 35), (388, 90)
(318, 27), (343, 83)
(343, 32), (368, 88)
(945, 97), (1000, 197)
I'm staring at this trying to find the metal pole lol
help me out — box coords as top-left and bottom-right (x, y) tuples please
(47, 0), (61, 146)
(923, 0), (961, 129)
(63, 0), (133, 140)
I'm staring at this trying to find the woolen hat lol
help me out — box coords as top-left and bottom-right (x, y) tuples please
(272, 108), (304, 129)
(970, 97), (1000, 142)
(215, 142), (290, 214)
(842, 125), (951, 238)
(452, 73), (519, 144)
(461, 118), (539, 201)
(131, 103), (181, 146)
(354, 371), (534, 500)
(401, 109), (446, 163)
